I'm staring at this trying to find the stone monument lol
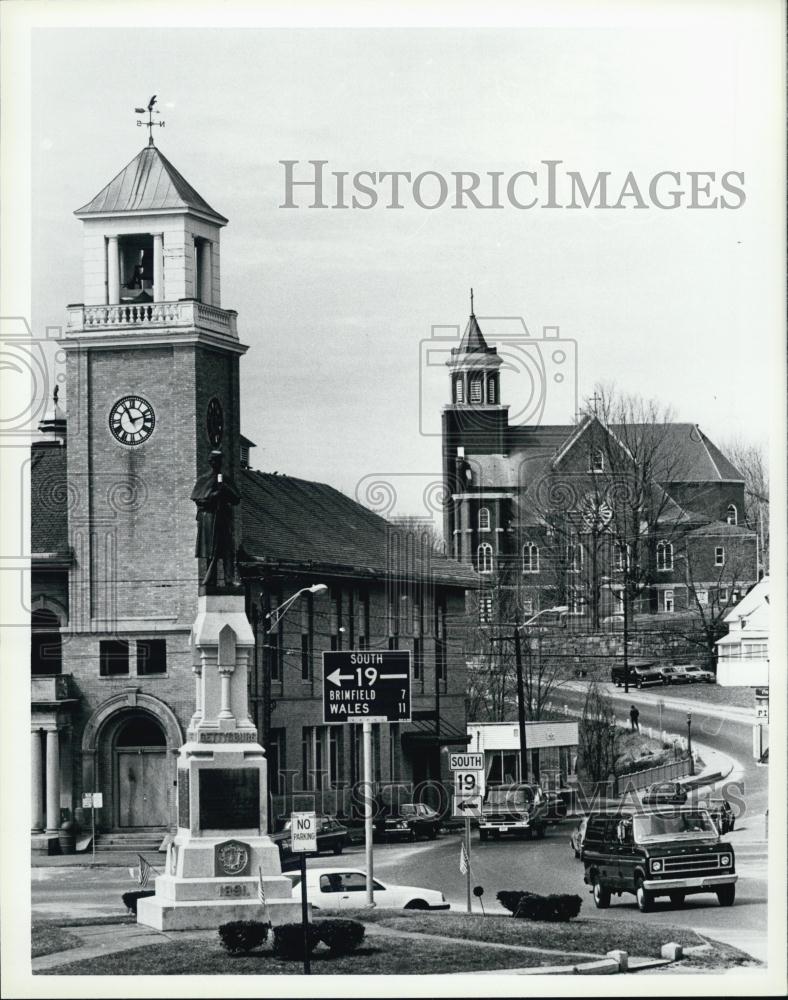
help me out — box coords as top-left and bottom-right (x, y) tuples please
(136, 471), (301, 930)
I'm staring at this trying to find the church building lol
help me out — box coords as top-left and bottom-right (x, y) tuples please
(30, 139), (476, 852)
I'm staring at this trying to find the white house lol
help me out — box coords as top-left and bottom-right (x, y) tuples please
(715, 576), (769, 687)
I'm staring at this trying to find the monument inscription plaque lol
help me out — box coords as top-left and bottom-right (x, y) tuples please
(199, 769), (259, 830)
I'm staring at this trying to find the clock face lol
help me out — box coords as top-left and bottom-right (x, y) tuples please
(109, 395), (155, 445)
(206, 397), (224, 446)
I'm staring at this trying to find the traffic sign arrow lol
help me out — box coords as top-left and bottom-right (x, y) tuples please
(326, 668), (354, 686)
(457, 800), (477, 811)
(380, 673), (408, 680)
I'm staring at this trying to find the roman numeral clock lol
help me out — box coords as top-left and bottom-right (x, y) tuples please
(109, 395), (156, 445)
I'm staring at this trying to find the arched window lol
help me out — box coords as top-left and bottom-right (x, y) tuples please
(656, 540), (673, 571)
(522, 543), (539, 573)
(569, 542), (584, 573)
(477, 543), (493, 574)
(588, 448), (604, 473)
(478, 507), (490, 532)
(726, 504), (738, 526)
(31, 609), (62, 676)
(470, 378), (483, 404)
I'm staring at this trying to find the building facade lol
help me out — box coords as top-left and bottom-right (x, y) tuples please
(441, 306), (758, 634)
(30, 141), (476, 851)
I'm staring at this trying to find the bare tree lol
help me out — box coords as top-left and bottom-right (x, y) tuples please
(720, 438), (769, 573)
(577, 681), (621, 786)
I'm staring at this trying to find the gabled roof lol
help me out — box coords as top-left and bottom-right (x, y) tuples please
(239, 469), (478, 588)
(75, 145), (228, 224)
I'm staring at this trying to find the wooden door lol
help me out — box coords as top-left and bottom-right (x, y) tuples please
(117, 749), (169, 827)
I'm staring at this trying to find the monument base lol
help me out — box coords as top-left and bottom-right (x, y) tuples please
(137, 889), (303, 931)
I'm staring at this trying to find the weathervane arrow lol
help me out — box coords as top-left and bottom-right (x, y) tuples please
(135, 94), (165, 145)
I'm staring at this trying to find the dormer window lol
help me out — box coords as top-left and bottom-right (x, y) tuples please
(470, 378), (483, 404)
(726, 504), (738, 526)
(478, 507), (490, 532)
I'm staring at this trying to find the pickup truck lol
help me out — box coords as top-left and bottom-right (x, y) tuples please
(478, 783), (548, 842)
(611, 659), (663, 688)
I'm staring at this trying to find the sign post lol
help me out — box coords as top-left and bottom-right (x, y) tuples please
(322, 651), (412, 911)
(290, 811), (316, 975)
(450, 754), (483, 915)
(82, 792), (102, 862)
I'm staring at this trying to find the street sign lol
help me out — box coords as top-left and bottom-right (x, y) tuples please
(756, 705), (769, 721)
(453, 793), (483, 819)
(82, 792), (103, 809)
(322, 650), (411, 724)
(454, 771), (482, 796)
(449, 752), (484, 772)
(92, 792), (103, 808)
(290, 811), (317, 853)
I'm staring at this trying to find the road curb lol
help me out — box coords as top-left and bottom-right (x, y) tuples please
(451, 957), (622, 975)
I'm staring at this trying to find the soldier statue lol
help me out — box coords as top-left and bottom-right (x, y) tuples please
(191, 449), (241, 592)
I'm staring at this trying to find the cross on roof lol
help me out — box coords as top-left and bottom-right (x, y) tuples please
(134, 95), (165, 146)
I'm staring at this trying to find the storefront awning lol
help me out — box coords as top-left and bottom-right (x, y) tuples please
(401, 717), (471, 748)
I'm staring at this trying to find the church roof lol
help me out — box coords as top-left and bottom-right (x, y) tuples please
(239, 469), (478, 588)
(75, 145), (228, 224)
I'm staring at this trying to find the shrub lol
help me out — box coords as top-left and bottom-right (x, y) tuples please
(272, 922), (322, 960)
(218, 920), (270, 954)
(496, 890), (582, 922)
(121, 890), (155, 915)
(316, 918), (365, 954)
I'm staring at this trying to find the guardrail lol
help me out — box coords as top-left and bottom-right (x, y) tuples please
(615, 757), (692, 792)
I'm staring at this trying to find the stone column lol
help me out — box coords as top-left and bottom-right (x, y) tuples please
(190, 663), (203, 730)
(45, 729), (60, 832)
(218, 668), (233, 720)
(31, 730), (44, 832)
(107, 237), (120, 304)
(198, 241), (213, 306)
(153, 233), (164, 301)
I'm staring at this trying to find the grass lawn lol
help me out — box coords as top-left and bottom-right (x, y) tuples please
(661, 684), (753, 710)
(43, 933), (580, 975)
(32, 924), (84, 958)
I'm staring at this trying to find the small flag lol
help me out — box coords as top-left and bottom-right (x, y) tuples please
(137, 853), (153, 888)
(459, 842), (469, 875)
(258, 866), (271, 924)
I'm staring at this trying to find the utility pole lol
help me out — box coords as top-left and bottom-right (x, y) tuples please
(513, 625), (529, 784)
(622, 575), (630, 694)
(687, 712), (694, 776)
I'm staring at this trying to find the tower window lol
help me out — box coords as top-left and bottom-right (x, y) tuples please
(118, 234), (154, 301)
(478, 507), (490, 532)
(715, 546), (725, 566)
(656, 540), (673, 571)
(100, 640), (129, 676)
(487, 376), (497, 404)
(726, 504), (738, 525)
(470, 378), (482, 404)
(569, 542), (583, 573)
(588, 448), (604, 473)
(454, 377), (464, 404)
(136, 639), (167, 675)
(479, 596), (493, 623)
(477, 543), (493, 573)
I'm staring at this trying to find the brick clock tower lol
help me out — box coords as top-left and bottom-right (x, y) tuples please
(61, 139), (248, 830)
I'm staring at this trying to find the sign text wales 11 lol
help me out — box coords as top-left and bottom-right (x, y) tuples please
(322, 650), (411, 724)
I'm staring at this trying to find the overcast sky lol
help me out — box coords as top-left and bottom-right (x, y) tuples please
(30, 13), (782, 519)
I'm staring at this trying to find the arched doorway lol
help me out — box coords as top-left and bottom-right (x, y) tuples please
(114, 715), (169, 828)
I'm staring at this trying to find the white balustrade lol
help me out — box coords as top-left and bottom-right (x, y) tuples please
(71, 300), (236, 337)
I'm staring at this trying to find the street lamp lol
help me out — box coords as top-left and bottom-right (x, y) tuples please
(513, 606), (568, 784)
(687, 712), (694, 776)
(266, 583), (328, 633)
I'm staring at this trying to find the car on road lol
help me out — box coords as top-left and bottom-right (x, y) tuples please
(611, 659), (664, 688)
(374, 802), (441, 842)
(641, 782), (688, 806)
(479, 783), (548, 841)
(544, 790), (569, 823)
(705, 797), (736, 834)
(570, 817), (588, 858)
(272, 815), (350, 863)
(679, 664), (715, 684)
(582, 808), (736, 911)
(286, 868), (450, 910)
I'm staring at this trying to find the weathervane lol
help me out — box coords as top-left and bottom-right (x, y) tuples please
(135, 95), (165, 145)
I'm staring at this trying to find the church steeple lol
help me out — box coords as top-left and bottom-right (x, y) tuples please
(446, 290), (502, 406)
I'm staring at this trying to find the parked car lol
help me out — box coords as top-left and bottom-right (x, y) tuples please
(641, 781), (688, 806)
(611, 660), (664, 688)
(705, 798), (736, 834)
(374, 802), (441, 842)
(659, 665), (689, 685)
(679, 664), (715, 684)
(272, 815), (349, 863)
(286, 868), (450, 910)
(582, 808), (736, 911)
(570, 817), (588, 858)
